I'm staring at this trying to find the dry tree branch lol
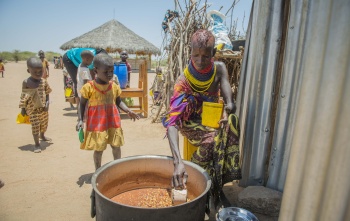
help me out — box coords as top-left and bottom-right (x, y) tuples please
(153, 0), (244, 122)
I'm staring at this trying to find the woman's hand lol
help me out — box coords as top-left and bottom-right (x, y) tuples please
(172, 162), (188, 189)
(219, 102), (236, 126)
(225, 102), (236, 114)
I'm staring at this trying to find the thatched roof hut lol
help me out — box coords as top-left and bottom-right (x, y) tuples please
(60, 19), (160, 56)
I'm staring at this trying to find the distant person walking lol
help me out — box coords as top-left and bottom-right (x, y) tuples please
(0, 59), (5, 78)
(38, 50), (50, 79)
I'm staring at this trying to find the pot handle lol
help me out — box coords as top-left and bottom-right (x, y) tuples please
(90, 189), (96, 218)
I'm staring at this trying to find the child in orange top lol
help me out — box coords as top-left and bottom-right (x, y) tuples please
(19, 57), (52, 153)
(0, 59), (5, 78)
(38, 50), (49, 79)
(76, 54), (139, 170)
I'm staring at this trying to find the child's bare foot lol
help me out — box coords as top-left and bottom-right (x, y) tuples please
(40, 135), (52, 142)
(34, 145), (41, 153)
(70, 103), (76, 109)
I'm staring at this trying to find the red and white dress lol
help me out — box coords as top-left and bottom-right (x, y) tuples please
(80, 80), (124, 151)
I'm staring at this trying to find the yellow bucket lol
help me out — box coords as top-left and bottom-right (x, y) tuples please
(183, 137), (198, 161)
(16, 113), (31, 124)
(201, 102), (224, 129)
(65, 87), (73, 97)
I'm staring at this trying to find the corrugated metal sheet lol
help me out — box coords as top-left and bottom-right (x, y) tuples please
(279, 0), (350, 219)
(237, 0), (350, 194)
(236, 0), (287, 189)
(237, 1), (350, 210)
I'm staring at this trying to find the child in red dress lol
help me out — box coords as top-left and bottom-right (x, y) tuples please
(76, 54), (139, 170)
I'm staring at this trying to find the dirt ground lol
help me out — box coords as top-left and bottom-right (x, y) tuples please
(0, 61), (276, 221)
(0, 61), (178, 220)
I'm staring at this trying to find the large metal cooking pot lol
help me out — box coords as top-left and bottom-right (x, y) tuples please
(91, 155), (211, 221)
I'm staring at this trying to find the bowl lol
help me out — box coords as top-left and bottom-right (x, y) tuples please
(216, 207), (259, 221)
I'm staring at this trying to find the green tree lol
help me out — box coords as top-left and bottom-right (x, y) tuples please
(13, 50), (20, 63)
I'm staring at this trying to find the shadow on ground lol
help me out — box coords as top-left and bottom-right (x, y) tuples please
(77, 173), (93, 187)
(63, 112), (78, 117)
(63, 107), (77, 111)
(18, 141), (53, 152)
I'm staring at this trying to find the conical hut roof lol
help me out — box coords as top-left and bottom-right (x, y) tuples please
(60, 19), (160, 55)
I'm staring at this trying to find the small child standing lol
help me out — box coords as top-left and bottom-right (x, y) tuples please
(76, 50), (94, 110)
(0, 59), (5, 78)
(63, 66), (75, 109)
(120, 51), (132, 88)
(76, 54), (139, 170)
(19, 57), (52, 153)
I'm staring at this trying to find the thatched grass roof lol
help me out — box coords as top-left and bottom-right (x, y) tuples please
(60, 19), (160, 55)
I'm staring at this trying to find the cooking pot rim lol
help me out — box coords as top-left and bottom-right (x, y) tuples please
(91, 154), (211, 209)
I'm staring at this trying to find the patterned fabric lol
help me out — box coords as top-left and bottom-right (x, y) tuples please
(19, 79), (52, 134)
(162, 74), (219, 128)
(80, 80), (124, 151)
(187, 114), (241, 202)
(184, 64), (217, 93)
(19, 79), (52, 116)
(30, 110), (49, 135)
(162, 65), (242, 206)
(86, 104), (121, 131)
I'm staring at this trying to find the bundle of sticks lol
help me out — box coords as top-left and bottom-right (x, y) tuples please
(152, 0), (243, 123)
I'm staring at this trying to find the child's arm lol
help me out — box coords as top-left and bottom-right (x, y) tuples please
(82, 69), (92, 84)
(76, 97), (88, 130)
(20, 80), (27, 116)
(116, 97), (140, 121)
(44, 94), (50, 111)
(44, 80), (52, 111)
(46, 60), (50, 77)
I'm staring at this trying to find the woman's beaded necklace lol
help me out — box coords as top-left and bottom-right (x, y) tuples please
(184, 60), (216, 92)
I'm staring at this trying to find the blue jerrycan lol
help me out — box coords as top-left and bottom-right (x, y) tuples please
(114, 63), (128, 89)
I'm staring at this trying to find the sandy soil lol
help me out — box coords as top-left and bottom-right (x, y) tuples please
(0, 61), (177, 220)
(0, 61), (275, 221)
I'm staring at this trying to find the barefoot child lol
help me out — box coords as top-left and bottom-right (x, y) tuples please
(76, 50), (94, 112)
(76, 54), (140, 170)
(19, 57), (52, 153)
(63, 66), (75, 109)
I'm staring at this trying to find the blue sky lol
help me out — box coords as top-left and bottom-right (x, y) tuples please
(0, 0), (252, 54)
